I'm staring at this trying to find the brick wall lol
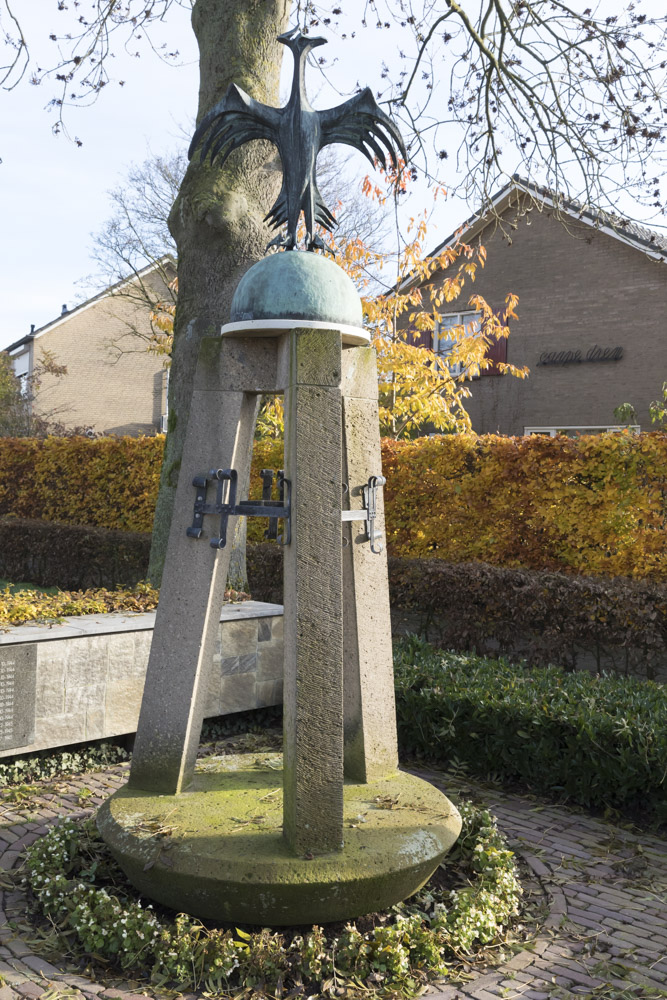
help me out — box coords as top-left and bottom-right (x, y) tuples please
(441, 205), (667, 435)
(31, 269), (171, 436)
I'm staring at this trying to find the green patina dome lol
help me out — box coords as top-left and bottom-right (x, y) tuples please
(223, 251), (368, 344)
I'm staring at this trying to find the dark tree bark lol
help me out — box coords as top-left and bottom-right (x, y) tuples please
(148, 0), (290, 587)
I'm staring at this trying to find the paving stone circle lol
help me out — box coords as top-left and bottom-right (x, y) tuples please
(0, 762), (664, 1000)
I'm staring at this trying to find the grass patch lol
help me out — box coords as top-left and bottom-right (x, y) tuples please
(0, 579), (60, 595)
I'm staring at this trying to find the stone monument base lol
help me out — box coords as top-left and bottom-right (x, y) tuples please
(97, 753), (462, 926)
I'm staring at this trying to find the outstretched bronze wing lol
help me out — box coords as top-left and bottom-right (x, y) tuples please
(319, 88), (407, 171)
(189, 83), (282, 169)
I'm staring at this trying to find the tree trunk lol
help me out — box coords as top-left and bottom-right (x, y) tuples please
(148, 0), (290, 587)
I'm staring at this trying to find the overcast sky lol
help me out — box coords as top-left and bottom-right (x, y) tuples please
(1, 1), (665, 351)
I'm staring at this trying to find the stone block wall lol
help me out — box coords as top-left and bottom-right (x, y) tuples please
(0, 602), (283, 758)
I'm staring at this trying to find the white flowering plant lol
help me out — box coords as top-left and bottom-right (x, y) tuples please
(23, 803), (522, 996)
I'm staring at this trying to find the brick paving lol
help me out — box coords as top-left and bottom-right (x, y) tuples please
(0, 762), (663, 1000)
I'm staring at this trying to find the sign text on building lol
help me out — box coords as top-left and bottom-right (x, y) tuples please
(538, 345), (623, 366)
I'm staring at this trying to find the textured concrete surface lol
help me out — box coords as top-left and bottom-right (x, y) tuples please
(129, 382), (258, 794)
(0, 763), (665, 999)
(98, 755), (461, 926)
(128, 329), (297, 795)
(341, 348), (398, 782)
(282, 327), (344, 855)
(193, 335), (280, 394)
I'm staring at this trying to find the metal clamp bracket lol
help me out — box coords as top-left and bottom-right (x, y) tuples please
(341, 474), (386, 554)
(187, 467), (291, 549)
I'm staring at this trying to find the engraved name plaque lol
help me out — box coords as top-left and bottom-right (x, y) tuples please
(0, 646), (37, 751)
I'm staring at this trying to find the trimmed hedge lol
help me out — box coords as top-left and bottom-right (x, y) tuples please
(3, 520), (665, 683)
(0, 436), (163, 532)
(394, 637), (667, 824)
(389, 557), (667, 681)
(2, 431), (667, 579)
(0, 517), (151, 590)
(0, 436), (283, 541)
(382, 432), (667, 580)
(0, 519), (278, 595)
(0, 519), (278, 594)
(246, 547), (667, 681)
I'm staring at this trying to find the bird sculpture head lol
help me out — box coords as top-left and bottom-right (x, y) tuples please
(277, 27), (327, 56)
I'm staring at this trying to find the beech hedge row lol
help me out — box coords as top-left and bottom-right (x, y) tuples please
(247, 544), (667, 681)
(0, 517), (151, 591)
(2, 520), (664, 680)
(2, 519), (664, 681)
(1, 431), (666, 579)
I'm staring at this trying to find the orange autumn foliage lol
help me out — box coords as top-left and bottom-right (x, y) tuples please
(1, 431), (665, 580)
(381, 432), (667, 581)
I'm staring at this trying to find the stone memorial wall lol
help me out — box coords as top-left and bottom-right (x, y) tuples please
(0, 602), (283, 758)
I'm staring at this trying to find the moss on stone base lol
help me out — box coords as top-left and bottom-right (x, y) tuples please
(97, 753), (461, 926)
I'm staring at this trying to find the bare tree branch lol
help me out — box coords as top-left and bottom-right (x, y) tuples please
(0, 0), (28, 89)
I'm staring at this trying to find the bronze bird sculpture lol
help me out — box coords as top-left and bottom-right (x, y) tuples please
(188, 28), (408, 253)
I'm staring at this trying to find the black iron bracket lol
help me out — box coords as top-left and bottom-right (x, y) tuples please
(341, 474), (386, 554)
(187, 468), (291, 549)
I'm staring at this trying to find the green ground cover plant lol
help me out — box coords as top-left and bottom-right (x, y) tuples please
(0, 742), (130, 787)
(22, 799), (522, 996)
(394, 637), (667, 824)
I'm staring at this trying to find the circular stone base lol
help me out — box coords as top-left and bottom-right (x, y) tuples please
(97, 754), (461, 927)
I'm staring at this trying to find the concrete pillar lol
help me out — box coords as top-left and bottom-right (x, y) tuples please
(282, 328), (344, 855)
(341, 346), (398, 781)
(129, 343), (259, 795)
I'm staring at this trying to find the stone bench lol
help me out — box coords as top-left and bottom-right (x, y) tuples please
(0, 602), (284, 758)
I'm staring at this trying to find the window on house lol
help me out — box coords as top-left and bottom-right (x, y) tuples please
(433, 312), (482, 376)
(10, 351), (30, 394)
(160, 368), (170, 433)
(525, 425), (641, 437)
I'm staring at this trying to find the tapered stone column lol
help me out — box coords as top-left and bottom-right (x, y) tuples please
(128, 341), (265, 795)
(341, 346), (398, 781)
(282, 328), (344, 855)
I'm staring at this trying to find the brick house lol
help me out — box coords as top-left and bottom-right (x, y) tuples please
(413, 178), (667, 435)
(5, 259), (175, 437)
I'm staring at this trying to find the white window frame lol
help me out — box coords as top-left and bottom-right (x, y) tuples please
(9, 350), (30, 395)
(524, 425), (641, 437)
(160, 368), (170, 433)
(433, 311), (482, 376)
